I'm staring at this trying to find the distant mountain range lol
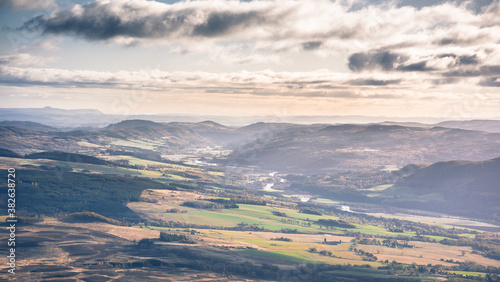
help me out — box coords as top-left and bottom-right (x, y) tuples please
(2, 107), (499, 128)
(1, 115), (500, 221)
(2, 114), (500, 173)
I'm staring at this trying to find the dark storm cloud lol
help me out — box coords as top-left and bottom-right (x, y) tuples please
(481, 65), (500, 75)
(479, 77), (500, 87)
(435, 54), (480, 66)
(191, 11), (262, 37)
(396, 61), (434, 72)
(302, 41), (323, 51)
(348, 51), (432, 72)
(347, 79), (401, 86)
(442, 69), (481, 77)
(347, 51), (406, 72)
(443, 65), (500, 77)
(349, 51), (483, 74)
(458, 55), (480, 65)
(20, 4), (189, 40)
(17, 1), (271, 41)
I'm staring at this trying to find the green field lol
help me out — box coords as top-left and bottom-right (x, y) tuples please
(238, 249), (317, 264)
(110, 139), (161, 150)
(323, 269), (422, 281)
(4, 155), (221, 182)
(451, 271), (488, 277)
(127, 186), (500, 272)
(141, 194), (426, 238)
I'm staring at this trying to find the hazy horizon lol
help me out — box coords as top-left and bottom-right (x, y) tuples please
(3, 106), (500, 128)
(2, 105), (500, 119)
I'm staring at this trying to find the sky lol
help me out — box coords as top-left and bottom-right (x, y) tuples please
(0, 0), (499, 119)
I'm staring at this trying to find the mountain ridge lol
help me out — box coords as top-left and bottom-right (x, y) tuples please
(384, 157), (500, 221)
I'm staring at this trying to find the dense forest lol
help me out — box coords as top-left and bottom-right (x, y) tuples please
(0, 170), (173, 222)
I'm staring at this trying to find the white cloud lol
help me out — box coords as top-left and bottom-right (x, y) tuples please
(12, 0), (498, 72)
(0, 65), (488, 99)
(18, 0), (498, 50)
(0, 0), (56, 10)
(0, 53), (55, 66)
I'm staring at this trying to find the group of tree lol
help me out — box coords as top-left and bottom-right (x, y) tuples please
(165, 208), (187, 213)
(61, 212), (120, 225)
(271, 210), (287, 217)
(348, 244), (378, 262)
(159, 232), (195, 244)
(315, 219), (356, 229)
(270, 237), (292, 242)
(299, 209), (322, 216)
(1, 170), (173, 222)
(440, 237), (500, 260)
(181, 200), (238, 210)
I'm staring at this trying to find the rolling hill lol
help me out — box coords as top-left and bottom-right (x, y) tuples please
(224, 123), (500, 173)
(0, 121), (59, 132)
(167, 121), (247, 145)
(384, 157), (500, 222)
(436, 120), (500, 133)
(0, 119), (213, 155)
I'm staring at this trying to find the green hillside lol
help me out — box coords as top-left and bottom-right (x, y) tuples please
(383, 158), (500, 222)
(0, 170), (174, 222)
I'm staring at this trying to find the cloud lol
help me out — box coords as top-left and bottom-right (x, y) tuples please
(19, 0), (282, 42)
(434, 33), (491, 46)
(302, 41), (323, 51)
(443, 65), (500, 77)
(479, 77), (500, 87)
(347, 51), (406, 72)
(191, 11), (264, 37)
(1, 64), (497, 118)
(0, 53), (54, 66)
(0, 65), (409, 99)
(396, 61), (434, 72)
(481, 65), (500, 75)
(430, 77), (460, 85)
(16, 0), (500, 51)
(5, 0), (500, 92)
(348, 50), (489, 74)
(347, 79), (401, 86)
(347, 51), (437, 72)
(0, 0), (55, 10)
(436, 54), (479, 65)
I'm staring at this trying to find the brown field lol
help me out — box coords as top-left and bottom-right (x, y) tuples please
(359, 241), (500, 267)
